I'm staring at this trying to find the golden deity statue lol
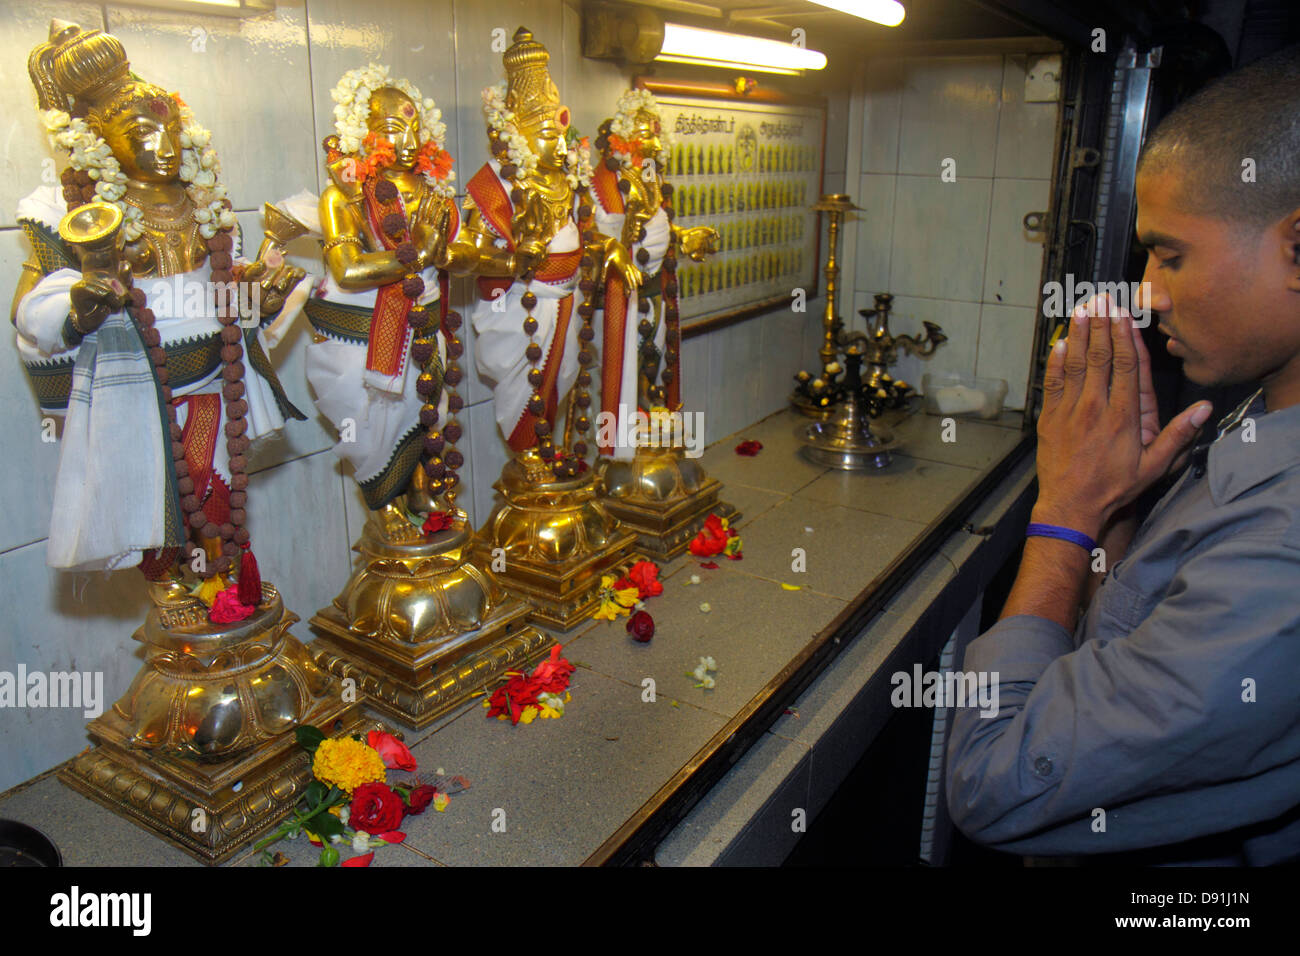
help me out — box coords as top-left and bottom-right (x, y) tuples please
(589, 89), (738, 557)
(275, 65), (548, 727)
(12, 21), (365, 863)
(442, 26), (640, 629)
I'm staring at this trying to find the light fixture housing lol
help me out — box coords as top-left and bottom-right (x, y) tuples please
(582, 3), (827, 74)
(805, 0), (905, 27)
(113, 0), (274, 16)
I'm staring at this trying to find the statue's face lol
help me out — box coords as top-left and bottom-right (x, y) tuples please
(368, 88), (420, 170)
(101, 92), (182, 184)
(527, 93), (571, 173)
(628, 109), (663, 163)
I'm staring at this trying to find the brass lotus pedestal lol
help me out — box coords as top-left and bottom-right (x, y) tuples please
(59, 582), (369, 865)
(597, 445), (739, 559)
(309, 508), (551, 729)
(475, 450), (639, 631)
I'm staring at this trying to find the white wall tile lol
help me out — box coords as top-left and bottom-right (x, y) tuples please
(0, 227), (62, 554)
(0, 538), (150, 791)
(852, 172), (896, 295)
(860, 58), (902, 175)
(890, 174), (991, 302)
(897, 55), (1002, 179)
(994, 54), (1059, 181)
(981, 176), (1050, 308)
(976, 303), (1036, 409)
(244, 448), (353, 626)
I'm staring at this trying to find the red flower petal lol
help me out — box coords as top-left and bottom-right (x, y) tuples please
(341, 852), (374, 867)
(699, 561), (719, 569)
(378, 831), (407, 844)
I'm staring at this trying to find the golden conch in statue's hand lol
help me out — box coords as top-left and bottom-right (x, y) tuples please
(679, 225), (720, 262)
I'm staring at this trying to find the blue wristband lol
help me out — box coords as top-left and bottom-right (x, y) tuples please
(1025, 522), (1097, 553)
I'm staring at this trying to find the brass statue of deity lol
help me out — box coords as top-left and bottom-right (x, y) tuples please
(589, 89), (738, 557)
(12, 21), (365, 863)
(444, 27), (639, 629)
(281, 65), (548, 727)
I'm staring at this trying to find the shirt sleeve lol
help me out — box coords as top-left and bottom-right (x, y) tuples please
(945, 531), (1300, 855)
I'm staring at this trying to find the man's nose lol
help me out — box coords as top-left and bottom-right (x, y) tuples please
(1135, 264), (1172, 315)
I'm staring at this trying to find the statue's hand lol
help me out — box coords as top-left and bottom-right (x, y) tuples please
(604, 240), (643, 290)
(412, 202), (452, 271)
(242, 253), (307, 319)
(680, 226), (720, 262)
(69, 266), (130, 335)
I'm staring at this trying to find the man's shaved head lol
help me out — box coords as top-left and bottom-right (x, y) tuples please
(1138, 44), (1300, 228)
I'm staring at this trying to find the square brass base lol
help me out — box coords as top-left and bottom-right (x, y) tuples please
(58, 697), (372, 865)
(309, 600), (554, 729)
(602, 477), (740, 559)
(472, 529), (641, 631)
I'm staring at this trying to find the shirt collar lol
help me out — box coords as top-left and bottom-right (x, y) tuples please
(1208, 387), (1300, 504)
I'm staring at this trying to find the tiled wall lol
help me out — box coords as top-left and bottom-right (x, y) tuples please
(844, 53), (1059, 410)
(0, 0), (848, 791)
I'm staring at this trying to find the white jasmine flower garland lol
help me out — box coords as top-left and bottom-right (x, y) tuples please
(43, 95), (235, 241)
(330, 64), (455, 198)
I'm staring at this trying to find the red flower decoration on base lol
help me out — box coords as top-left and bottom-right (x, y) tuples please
(208, 587), (254, 625)
(422, 510), (455, 534)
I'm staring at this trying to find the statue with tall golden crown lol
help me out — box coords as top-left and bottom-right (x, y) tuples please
(590, 89), (738, 557)
(443, 27), (640, 630)
(268, 64), (549, 728)
(11, 21), (368, 863)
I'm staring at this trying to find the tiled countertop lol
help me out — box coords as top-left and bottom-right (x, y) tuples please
(0, 402), (1031, 867)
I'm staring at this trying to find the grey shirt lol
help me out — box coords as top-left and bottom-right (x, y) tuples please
(946, 388), (1300, 864)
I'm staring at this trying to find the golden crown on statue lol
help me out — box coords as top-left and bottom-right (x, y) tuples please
(503, 27), (563, 132)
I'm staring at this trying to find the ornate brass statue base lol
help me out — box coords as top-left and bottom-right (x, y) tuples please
(309, 508), (552, 729)
(58, 582), (368, 865)
(597, 445), (740, 559)
(475, 450), (640, 631)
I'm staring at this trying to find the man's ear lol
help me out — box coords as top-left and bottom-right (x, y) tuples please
(1286, 209), (1300, 293)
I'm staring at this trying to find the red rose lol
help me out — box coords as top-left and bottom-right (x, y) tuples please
(405, 784), (437, 816)
(367, 730), (416, 771)
(422, 510), (455, 534)
(626, 610), (654, 643)
(735, 439), (763, 456)
(349, 782), (406, 835)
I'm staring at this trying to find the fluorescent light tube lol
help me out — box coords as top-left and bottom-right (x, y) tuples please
(657, 22), (828, 72)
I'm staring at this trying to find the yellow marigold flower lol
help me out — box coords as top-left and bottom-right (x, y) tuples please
(311, 737), (386, 794)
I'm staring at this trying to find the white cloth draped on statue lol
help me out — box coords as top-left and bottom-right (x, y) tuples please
(277, 189), (452, 490)
(14, 187), (297, 569)
(471, 219), (582, 447)
(592, 202), (671, 460)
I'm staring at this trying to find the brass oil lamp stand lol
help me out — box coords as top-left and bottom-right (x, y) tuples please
(792, 193), (862, 420)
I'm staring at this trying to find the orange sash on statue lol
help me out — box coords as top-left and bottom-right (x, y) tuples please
(361, 178), (415, 380)
(591, 161), (624, 216)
